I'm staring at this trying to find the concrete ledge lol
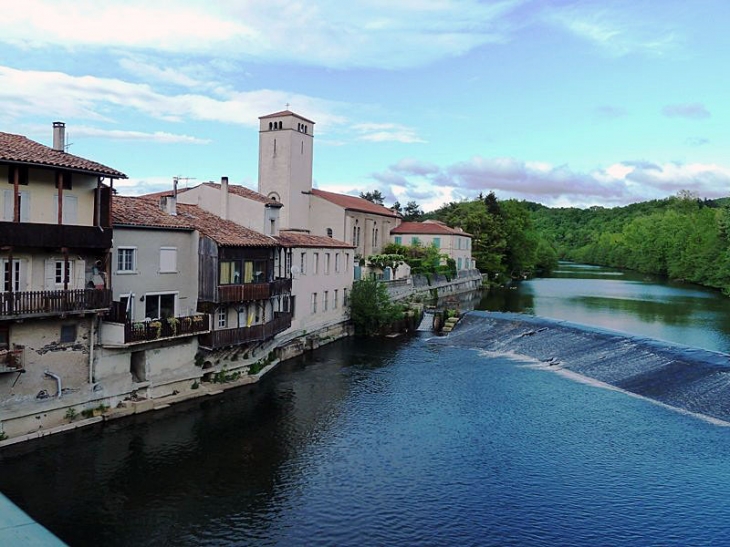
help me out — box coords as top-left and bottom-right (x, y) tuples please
(0, 493), (65, 546)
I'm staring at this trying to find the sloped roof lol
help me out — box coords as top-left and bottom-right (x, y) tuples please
(203, 182), (282, 206)
(391, 220), (472, 237)
(113, 196), (278, 247)
(0, 131), (127, 178)
(311, 189), (400, 218)
(277, 230), (354, 249)
(259, 110), (315, 124)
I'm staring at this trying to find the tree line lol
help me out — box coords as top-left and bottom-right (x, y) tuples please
(530, 192), (730, 294)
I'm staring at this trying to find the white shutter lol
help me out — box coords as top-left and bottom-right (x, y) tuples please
(19, 191), (29, 221)
(3, 190), (13, 221)
(74, 259), (85, 289)
(44, 259), (56, 290)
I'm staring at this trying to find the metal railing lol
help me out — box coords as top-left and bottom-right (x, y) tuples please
(0, 289), (112, 318)
(124, 314), (210, 344)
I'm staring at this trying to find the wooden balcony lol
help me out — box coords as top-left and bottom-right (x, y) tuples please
(216, 278), (292, 304)
(199, 312), (292, 349)
(0, 222), (112, 250)
(101, 304), (211, 345)
(0, 348), (24, 374)
(0, 289), (112, 319)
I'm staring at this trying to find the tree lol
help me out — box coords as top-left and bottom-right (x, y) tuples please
(360, 190), (385, 205)
(349, 278), (403, 335)
(391, 201), (403, 215)
(403, 201), (423, 221)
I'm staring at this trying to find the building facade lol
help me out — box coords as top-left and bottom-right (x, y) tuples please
(391, 220), (475, 270)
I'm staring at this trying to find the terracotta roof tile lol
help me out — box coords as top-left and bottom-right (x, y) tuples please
(259, 110), (315, 124)
(203, 182), (281, 206)
(311, 189), (400, 218)
(276, 230), (354, 249)
(113, 196), (278, 247)
(0, 131), (126, 178)
(391, 220), (472, 237)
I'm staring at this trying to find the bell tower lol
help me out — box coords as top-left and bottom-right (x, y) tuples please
(257, 110), (314, 232)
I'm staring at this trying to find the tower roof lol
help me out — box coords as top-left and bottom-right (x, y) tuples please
(259, 110), (315, 124)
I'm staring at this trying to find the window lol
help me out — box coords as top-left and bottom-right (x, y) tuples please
(345, 253), (350, 271)
(433, 237), (441, 249)
(0, 325), (8, 350)
(54, 260), (72, 285)
(372, 226), (378, 247)
(120, 295), (134, 321)
(270, 219), (276, 235)
(313, 253), (319, 274)
(2, 190), (30, 221)
(300, 252), (307, 275)
(220, 260), (241, 284)
(60, 324), (77, 344)
(217, 307), (227, 328)
(1, 259), (24, 292)
(335, 253), (340, 273)
(55, 172), (72, 190)
(394, 236), (402, 245)
(411, 237), (420, 245)
(458, 257), (463, 270)
(323, 291), (329, 311)
(145, 293), (176, 320)
(282, 295), (290, 313)
(325, 253), (330, 274)
(311, 292), (318, 314)
(343, 288), (349, 307)
(327, 228), (333, 238)
(7, 166), (28, 186)
(53, 194), (78, 224)
(160, 247), (177, 273)
(117, 248), (136, 272)
(357, 227), (361, 246)
(334, 289), (338, 309)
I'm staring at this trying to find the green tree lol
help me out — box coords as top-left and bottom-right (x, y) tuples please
(349, 278), (403, 335)
(403, 201), (424, 221)
(360, 190), (385, 205)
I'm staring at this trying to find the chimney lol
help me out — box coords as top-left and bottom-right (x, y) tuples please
(160, 195), (177, 216)
(52, 121), (66, 152)
(220, 176), (229, 220)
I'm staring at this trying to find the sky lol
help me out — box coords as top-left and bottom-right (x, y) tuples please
(2, 0), (729, 211)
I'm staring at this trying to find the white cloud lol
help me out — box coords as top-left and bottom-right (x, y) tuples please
(662, 103), (711, 119)
(353, 123), (425, 144)
(0, 0), (526, 69)
(0, 66), (347, 129)
(71, 126), (211, 144)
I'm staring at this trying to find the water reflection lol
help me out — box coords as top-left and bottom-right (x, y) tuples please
(476, 263), (730, 352)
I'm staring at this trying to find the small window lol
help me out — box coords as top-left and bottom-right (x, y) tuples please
(55, 172), (72, 190)
(7, 166), (28, 186)
(334, 289), (338, 309)
(313, 253), (319, 275)
(269, 122), (273, 130)
(300, 252), (307, 275)
(325, 253), (330, 274)
(345, 253), (350, 271)
(311, 292), (317, 314)
(218, 308), (227, 328)
(327, 228), (333, 238)
(343, 288), (349, 307)
(160, 247), (177, 273)
(395, 236), (402, 245)
(411, 237), (420, 246)
(335, 253), (340, 273)
(54, 260), (72, 285)
(433, 237), (441, 249)
(60, 324), (77, 344)
(323, 291), (328, 311)
(117, 248), (136, 272)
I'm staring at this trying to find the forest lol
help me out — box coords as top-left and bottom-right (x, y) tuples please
(529, 191), (730, 294)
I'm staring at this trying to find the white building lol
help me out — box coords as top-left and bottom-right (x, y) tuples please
(391, 220), (475, 270)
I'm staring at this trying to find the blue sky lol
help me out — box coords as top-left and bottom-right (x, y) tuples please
(2, 0), (729, 210)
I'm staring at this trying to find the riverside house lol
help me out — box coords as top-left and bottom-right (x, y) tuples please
(0, 123), (126, 437)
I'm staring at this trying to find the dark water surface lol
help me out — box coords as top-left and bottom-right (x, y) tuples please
(1, 265), (730, 546)
(479, 263), (730, 353)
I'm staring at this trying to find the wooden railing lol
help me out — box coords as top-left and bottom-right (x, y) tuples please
(217, 278), (292, 304)
(0, 348), (24, 373)
(199, 312), (292, 349)
(124, 314), (210, 344)
(0, 289), (112, 318)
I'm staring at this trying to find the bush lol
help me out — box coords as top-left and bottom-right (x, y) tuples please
(349, 278), (404, 336)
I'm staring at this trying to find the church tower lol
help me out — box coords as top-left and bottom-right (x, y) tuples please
(257, 110), (314, 232)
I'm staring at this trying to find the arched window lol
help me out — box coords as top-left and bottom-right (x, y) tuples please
(327, 228), (333, 238)
(278, 121), (282, 129)
(269, 122), (273, 130)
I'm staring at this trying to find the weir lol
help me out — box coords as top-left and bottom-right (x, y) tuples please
(440, 311), (730, 424)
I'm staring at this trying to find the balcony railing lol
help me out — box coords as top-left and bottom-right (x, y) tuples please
(125, 314), (211, 344)
(199, 312), (292, 349)
(0, 348), (24, 374)
(0, 222), (112, 250)
(217, 278), (292, 304)
(0, 289), (112, 319)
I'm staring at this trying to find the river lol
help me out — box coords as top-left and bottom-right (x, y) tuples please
(1, 264), (730, 546)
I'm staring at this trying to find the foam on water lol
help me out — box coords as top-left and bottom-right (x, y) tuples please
(442, 311), (730, 425)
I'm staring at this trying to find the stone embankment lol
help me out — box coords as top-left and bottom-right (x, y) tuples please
(384, 269), (483, 302)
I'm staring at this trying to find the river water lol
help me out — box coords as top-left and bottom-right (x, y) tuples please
(1, 264), (730, 546)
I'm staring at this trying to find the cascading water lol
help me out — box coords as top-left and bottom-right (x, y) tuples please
(439, 311), (730, 424)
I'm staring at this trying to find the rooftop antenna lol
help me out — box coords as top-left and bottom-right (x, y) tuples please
(174, 175), (196, 190)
